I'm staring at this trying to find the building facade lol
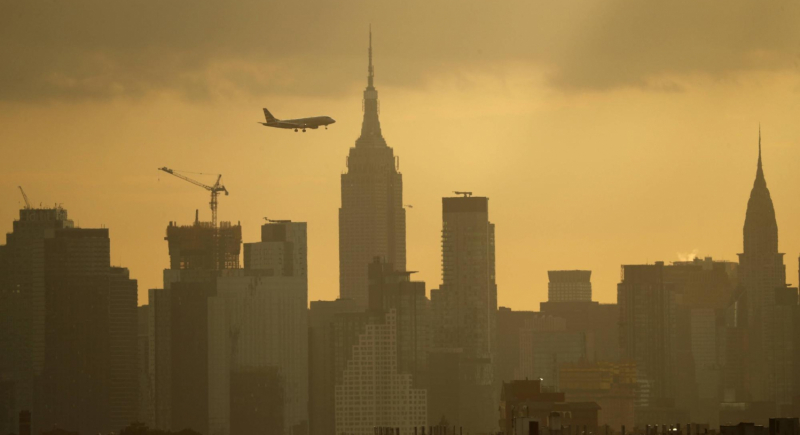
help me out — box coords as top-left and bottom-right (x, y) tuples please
(430, 195), (497, 432)
(208, 221), (309, 435)
(736, 133), (791, 406)
(334, 310), (427, 435)
(547, 270), (592, 303)
(309, 299), (361, 435)
(339, 31), (406, 310)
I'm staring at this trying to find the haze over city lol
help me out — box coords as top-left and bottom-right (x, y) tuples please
(3, 1), (800, 308)
(3, 2), (800, 435)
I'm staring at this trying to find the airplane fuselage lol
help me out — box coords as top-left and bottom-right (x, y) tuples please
(261, 115), (336, 131)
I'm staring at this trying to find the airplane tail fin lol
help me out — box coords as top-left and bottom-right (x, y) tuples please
(263, 108), (278, 123)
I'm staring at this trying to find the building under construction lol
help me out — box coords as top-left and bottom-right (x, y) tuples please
(165, 217), (242, 271)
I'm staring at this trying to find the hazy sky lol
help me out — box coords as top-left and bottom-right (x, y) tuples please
(2, 0), (800, 308)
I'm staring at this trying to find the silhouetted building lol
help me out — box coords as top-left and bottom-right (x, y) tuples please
(736, 132), (791, 406)
(558, 361), (637, 430)
(499, 379), (601, 435)
(720, 422), (767, 435)
(208, 221), (309, 435)
(166, 218), (242, 271)
(230, 368), (285, 435)
(769, 418), (800, 435)
(430, 195), (497, 432)
(617, 262), (676, 410)
(496, 308), (556, 385)
(150, 217), (242, 434)
(40, 228), (112, 434)
(109, 267), (139, 431)
(137, 305), (154, 427)
(661, 257), (738, 425)
(548, 270), (592, 303)
(427, 349), (464, 430)
(367, 257), (429, 384)
(334, 310), (427, 435)
(150, 281), (215, 435)
(539, 301), (619, 363)
(518, 329), (586, 389)
(308, 299), (361, 435)
(339, 30), (406, 310)
(0, 207), (73, 434)
(330, 257), (429, 435)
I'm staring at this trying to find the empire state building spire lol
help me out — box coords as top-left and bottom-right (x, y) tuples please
(368, 25), (374, 89)
(358, 26), (384, 146)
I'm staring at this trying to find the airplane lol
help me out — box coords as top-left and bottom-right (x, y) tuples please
(259, 108), (336, 133)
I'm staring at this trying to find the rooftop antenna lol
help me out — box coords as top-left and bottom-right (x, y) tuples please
(17, 186), (31, 209)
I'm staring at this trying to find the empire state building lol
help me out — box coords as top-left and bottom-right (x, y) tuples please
(339, 30), (406, 309)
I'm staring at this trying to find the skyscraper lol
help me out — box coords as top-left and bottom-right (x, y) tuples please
(737, 129), (790, 405)
(208, 220), (309, 435)
(617, 262), (675, 410)
(40, 228), (112, 435)
(548, 270), (592, 303)
(334, 310), (427, 435)
(339, 29), (406, 309)
(149, 216), (242, 433)
(308, 299), (361, 435)
(430, 195), (497, 432)
(0, 207), (73, 435)
(108, 267), (139, 431)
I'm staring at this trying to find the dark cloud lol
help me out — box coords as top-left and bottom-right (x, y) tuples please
(1, 0), (799, 102)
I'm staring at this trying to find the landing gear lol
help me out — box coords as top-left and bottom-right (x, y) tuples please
(294, 128), (298, 132)
(302, 129), (306, 133)
(325, 126), (328, 130)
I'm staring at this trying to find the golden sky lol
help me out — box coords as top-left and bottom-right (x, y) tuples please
(2, 0), (800, 308)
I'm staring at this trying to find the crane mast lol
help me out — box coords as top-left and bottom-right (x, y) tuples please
(158, 167), (229, 228)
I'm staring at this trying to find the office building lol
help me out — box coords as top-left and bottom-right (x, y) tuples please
(0, 207), (73, 434)
(339, 30), (406, 309)
(558, 361), (637, 430)
(149, 216), (241, 434)
(109, 267), (139, 431)
(309, 299), (361, 435)
(618, 262), (676, 409)
(548, 270), (592, 303)
(208, 221), (309, 435)
(334, 310), (427, 435)
(430, 195), (497, 432)
(736, 132), (791, 406)
(518, 329), (586, 389)
(40, 228), (112, 434)
(367, 257), (429, 384)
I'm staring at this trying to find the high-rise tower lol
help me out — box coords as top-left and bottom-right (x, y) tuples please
(429, 195), (497, 432)
(339, 29), (406, 309)
(737, 127), (789, 404)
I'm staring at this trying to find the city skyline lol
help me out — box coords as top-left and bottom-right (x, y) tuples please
(4, 3), (800, 434)
(2, 2), (800, 312)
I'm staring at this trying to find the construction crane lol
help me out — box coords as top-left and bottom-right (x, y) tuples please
(18, 186), (31, 209)
(159, 167), (229, 228)
(454, 191), (473, 198)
